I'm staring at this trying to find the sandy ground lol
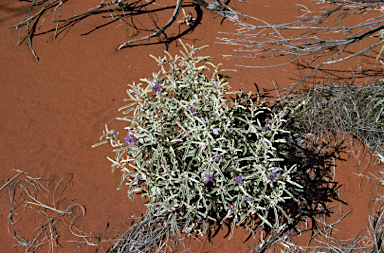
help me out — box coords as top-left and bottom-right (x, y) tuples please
(0, 0), (383, 252)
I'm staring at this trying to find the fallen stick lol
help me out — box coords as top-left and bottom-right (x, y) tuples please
(0, 170), (25, 191)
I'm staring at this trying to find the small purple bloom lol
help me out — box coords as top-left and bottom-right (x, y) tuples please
(123, 133), (137, 146)
(151, 82), (162, 93)
(172, 207), (180, 214)
(225, 127), (230, 132)
(244, 197), (252, 201)
(213, 128), (220, 135)
(137, 178), (144, 185)
(201, 145), (207, 151)
(189, 107), (197, 115)
(109, 130), (116, 135)
(228, 203), (235, 211)
(236, 174), (243, 183)
(262, 125), (270, 131)
(162, 115), (166, 119)
(176, 133), (183, 139)
(213, 152), (221, 162)
(205, 173), (215, 183)
(205, 116), (208, 121)
(269, 170), (278, 183)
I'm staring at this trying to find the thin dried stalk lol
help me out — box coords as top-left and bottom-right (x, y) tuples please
(4, 171), (94, 253)
(11, 0), (241, 60)
(289, 81), (384, 158)
(106, 213), (196, 253)
(218, 0), (384, 86)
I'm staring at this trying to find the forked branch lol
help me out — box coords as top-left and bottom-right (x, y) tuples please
(217, 0), (384, 86)
(11, 0), (240, 60)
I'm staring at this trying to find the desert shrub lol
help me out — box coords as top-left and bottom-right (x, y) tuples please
(94, 40), (303, 237)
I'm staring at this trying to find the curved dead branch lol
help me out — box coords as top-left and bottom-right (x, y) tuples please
(117, 0), (183, 50)
(11, 0), (240, 60)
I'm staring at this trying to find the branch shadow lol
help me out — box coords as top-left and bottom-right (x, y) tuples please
(113, 3), (204, 51)
(14, 0), (206, 58)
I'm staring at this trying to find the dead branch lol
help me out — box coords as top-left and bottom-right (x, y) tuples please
(11, 0), (241, 60)
(5, 172), (93, 253)
(0, 170), (25, 191)
(117, 0), (183, 50)
(217, 0), (384, 87)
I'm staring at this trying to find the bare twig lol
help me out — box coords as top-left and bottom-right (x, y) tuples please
(5, 172), (92, 253)
(0, 170), (25, 191)
(106, 213), (190, 253)
(218, 0), (384, 85)
(11, 0), (242, 59)
(117, 0), (183, 50)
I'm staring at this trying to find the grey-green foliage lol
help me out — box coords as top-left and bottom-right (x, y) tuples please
(94, 40), (302, 237)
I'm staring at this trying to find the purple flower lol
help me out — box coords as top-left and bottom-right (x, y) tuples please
(225, 127), (230, 132)
(213, 128), (220, 135)
(172, 207), (180, 214)
(269, 169), (280, 183)
(162, 115), (166, 119)
(151, 82), (162, 93)
(189, 107), (197, 115)
(201, 145), (207, 151)
(269, 172), (277, 182)
(244, 197), (252, 201)
(176, 133), (183, 139)
(262, 125), (270, 131)
(189, 104), (197, 115)
(205, 173), (215, 183)
(109, 130), (116, 135)
(213, 152), (221, 162)
(228, 203), (235, 211)
(236, 174), (243, 183)
(205, 116), (208, 121)
(123, 133), (137, 146)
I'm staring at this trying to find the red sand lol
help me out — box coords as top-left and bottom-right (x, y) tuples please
(0, 0), (383, 252)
